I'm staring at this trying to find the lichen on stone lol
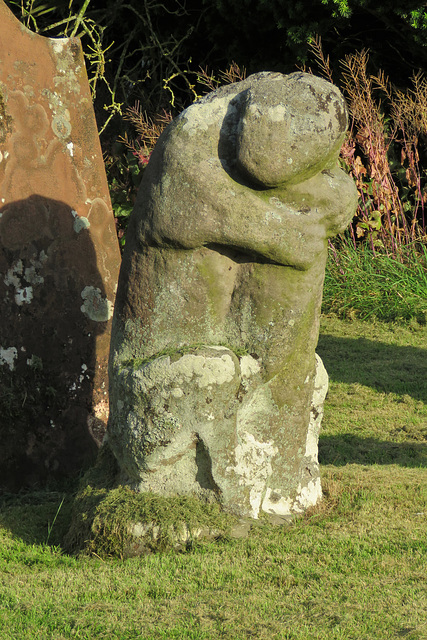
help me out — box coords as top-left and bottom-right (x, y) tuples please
(0, 84), (13, 143)
(80, 286), (113, 321)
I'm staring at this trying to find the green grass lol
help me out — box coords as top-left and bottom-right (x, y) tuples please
(317, 316), (427, 468)
(1, 264), (427, 638)
(1, 461), (426, 639)
(323, 239), (427, 324)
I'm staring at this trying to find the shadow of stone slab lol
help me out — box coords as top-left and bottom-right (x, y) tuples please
(317, 333), (427, 403)
(319, 434), (427, 468)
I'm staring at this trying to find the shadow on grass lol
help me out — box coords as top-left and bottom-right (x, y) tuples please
(317, 334), (427, 403)
(0, 490), (74, 548)
(317, 333), (426, 467)
(319, 434), (427, 467)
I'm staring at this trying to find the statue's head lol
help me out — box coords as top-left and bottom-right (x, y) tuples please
(235, 72), (348, 188)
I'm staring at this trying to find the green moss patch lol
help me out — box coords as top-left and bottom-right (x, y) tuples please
(65, 444), (236, 558)
(120, 342), (248, 370)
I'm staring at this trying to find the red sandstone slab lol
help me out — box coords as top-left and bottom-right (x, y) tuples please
(0, 1), (121, 488)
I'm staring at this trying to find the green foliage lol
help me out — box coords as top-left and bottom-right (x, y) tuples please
(201, 0), (336, 72)
(105, 148), (142, 248)
(201, 0), (427, 86)
(6, 0), (427, 253)
(7, 0), (427, 137)
(322, 0), (352, 18)
(323, 236), (427, 323)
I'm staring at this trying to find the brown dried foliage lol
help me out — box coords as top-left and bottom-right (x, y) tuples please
(309, 36), (427, 256)
(119, 63), (246, 166)
(119, 106), (173, 165)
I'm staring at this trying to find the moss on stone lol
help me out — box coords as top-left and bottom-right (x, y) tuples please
(64, 442), (237, 557)
(196, 261), (227, 322)
(63, 443), (119, 554)
(120, 342), (248, 371)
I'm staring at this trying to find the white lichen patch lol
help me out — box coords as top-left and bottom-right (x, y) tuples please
(52, 114), (71, 139)
(228, 431), (278, 519)
(72, 209), (90, 233)
(268, 197), (303, 219)
(14, 286), (33, 305)
(48, 36), (81, 91)
(80, 286), (114, 321)
(262, 479), (321, 516)
(305, 423), (319, 461)
(267, 104), (287, 122)
(269, 197), (288, 210)
(236, 383), (279, 438)
(240, 354), (260, 378)
(93, 399), (109, 419)
(247, 103), (262, 118)
(79, 363), (90, 383)
(44, 86), (75, 139)
(50, 38), (67, 54)
(4, 253), (47, 305)
(292, 478), (322, 513)
(305, 354), (328, 461)
(265, 210), (282, 223)
(4, 259), (23, 289)
(262, 488), (293, 516)
(0, 346), (18, 371)
(141, 351), (236, 392)
(176, 353), (236, 388)
(181, 94), (237, 136)
(266, 197), (306, 221)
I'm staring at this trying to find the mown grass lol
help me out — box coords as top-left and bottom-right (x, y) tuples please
(1, 461), (426, 639)
(1, 248), (426, 640)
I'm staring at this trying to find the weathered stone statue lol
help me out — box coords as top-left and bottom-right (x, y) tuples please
(108, 72), (357, 519)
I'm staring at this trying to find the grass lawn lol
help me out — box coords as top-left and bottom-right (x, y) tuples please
(0, 315), (426, 640)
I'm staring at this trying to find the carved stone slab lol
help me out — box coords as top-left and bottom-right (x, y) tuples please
(0, 1), (121, 489)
